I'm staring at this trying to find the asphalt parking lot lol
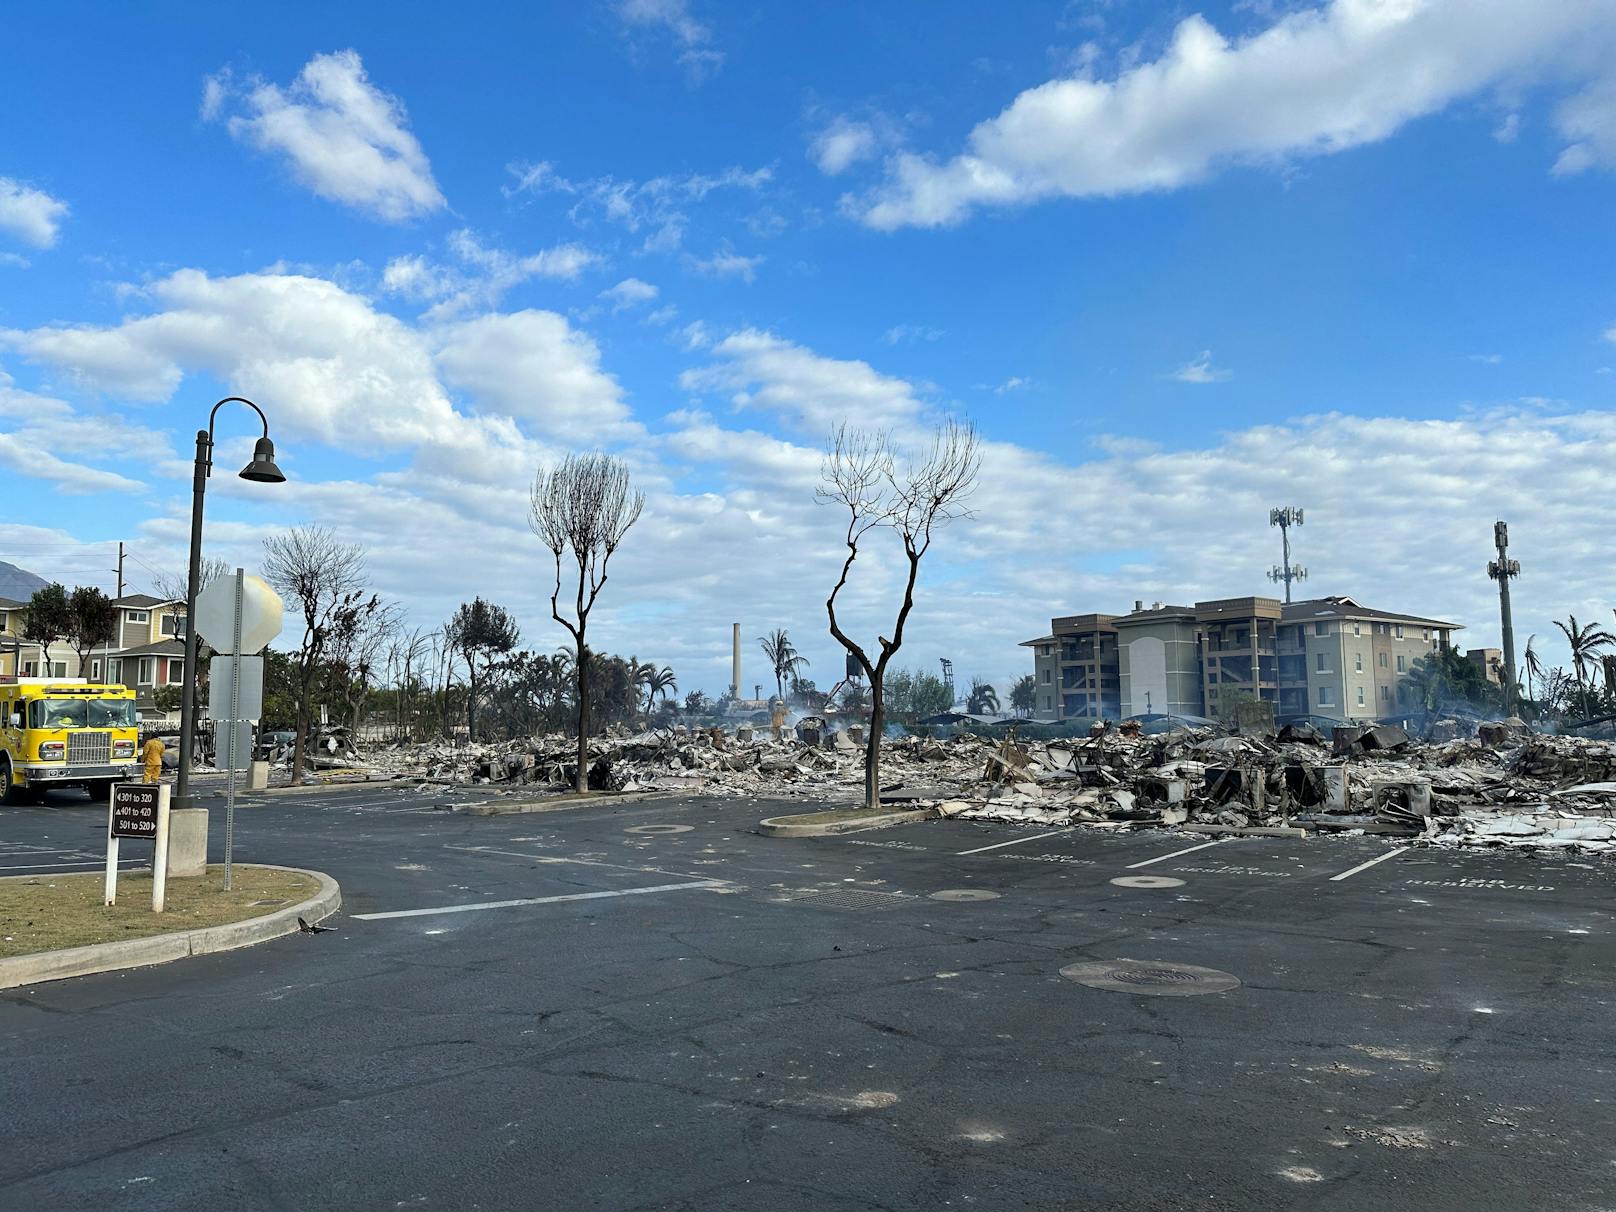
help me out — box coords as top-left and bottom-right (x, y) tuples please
(4, 783), (1615, 1210)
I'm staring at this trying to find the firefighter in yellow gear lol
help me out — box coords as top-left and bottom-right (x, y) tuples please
(141, 734), (165, 783)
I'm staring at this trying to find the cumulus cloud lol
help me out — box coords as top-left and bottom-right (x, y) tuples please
(809, 118), (879, 175)
(381, 229), (600, 318)
(683, 245), (763, 282)
(600, 277), (659, 310)
(1170, 350), (1231, 383)
(0, 178), (68, 248)
(850, 1), (1616, 229)
(615, 0), (724, 80)
(210, 49), (445, 221)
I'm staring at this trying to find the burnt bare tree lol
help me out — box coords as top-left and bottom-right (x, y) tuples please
(154, 557), (230, 609)
(329, 598), (402, 733)
(820, 420), (980, 810)
(530, 454), (644, 793)
(443, 598), (520, 740)
(262, 526), (380, 785)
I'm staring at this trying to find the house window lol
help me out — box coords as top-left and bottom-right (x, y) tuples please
(1041, 669), (1050, 683)
(1353, 622), (1361, 636)
(0, 611), (7, 632)
(137, 657), (156, 685)
(109, 658), (124, 683)
(166, 660), (184, 686)
(1043, 696), (1051, 711)
(1381, 685), (1389, 700)
(160, 614), (186, 637)
(1396, 655), (1406, 673)
(1314, 622), (1328, 636)
(1318, 686), (1335, 706)
(126, 610), (150, 624)
(90, 659), (102, 680)
(1357, 686), (1365, 706)
(1422, 628), (1430, 641)
(1354, 654), (1363, 673)
(1316, 652), (1326, 672)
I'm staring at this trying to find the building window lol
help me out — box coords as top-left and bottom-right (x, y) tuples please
(166, 660), (184, 686)
(1395, 624), (1404, 639)
(90, 659), (102, 680)
(1043, 696), (1051, 711)
(1353, 622), (1361, 636)
(1041, 669), (1050, 683)
(1318, 686), (1335, 706)
(1357, 686), (1365, 706)
(1396, 655), (1406, 673)
(137, 657), (156, 685)
(160, 614), (187, 637)
(109, 658), (124, 683)
(1314, 622), (1328, 636)
(1379, 652), (1388, 668)
(1316, 652), (1326, 672)
(1422, 628), (1429, 641)
(1354, 654), (1363, 673)
(1380, 685), (1389, 701)
(126, 609), (150, 624)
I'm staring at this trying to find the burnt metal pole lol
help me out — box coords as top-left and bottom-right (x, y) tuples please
(1488, 521), (1520, 708)
(174, 398), (285, 810)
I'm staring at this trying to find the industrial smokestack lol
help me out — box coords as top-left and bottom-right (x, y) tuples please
(731, 623), (741, 701)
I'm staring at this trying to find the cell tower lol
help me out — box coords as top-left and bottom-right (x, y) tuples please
(939, 658), (956, 706)
(1267, 506), (1307, 603)
(1488, 521), (1520, 704)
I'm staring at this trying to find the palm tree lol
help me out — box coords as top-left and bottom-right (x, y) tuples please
(967, 678), (999, 715)
(1554, 614), (1615, 714)
(644, 665), (677, 712)
(1009, 674), (1036, 713)
(1522, 635), (1545, 710)
(758, 629), (809, 702)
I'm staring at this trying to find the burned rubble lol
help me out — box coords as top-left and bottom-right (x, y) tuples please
(300, 715), (1616, 853)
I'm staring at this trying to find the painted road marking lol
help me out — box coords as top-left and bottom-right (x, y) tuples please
(1329, 847), (1409, 882)
(1125, 839), (1227, 869)
(353, 880), (727, 921)
(958, 828), (1075, 856)
(0, 858), (143, 871)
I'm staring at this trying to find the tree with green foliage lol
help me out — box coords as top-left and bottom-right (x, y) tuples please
(1554, 614), (1615, 718)
(22, 583), (71, 673)
(967, 678), (999, 715)
(66, 586), (120, 674)
(758, 629), (809, 703)
(1009, 674), (1036, 713)
(444, 597), (520, 739)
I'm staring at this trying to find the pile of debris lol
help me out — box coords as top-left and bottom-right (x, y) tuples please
(314, 716), (1616, 853)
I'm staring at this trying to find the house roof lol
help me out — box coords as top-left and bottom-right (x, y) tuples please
(1019, 634), (1057, 648)
(114, 593), (174, 609)
(113, 639), (188, 658)
(0, 597), (25, 610)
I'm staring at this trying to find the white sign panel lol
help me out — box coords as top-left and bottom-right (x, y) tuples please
(193, 573), (283, 655)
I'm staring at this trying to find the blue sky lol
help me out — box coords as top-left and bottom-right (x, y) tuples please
(3, 0), (1615, 696)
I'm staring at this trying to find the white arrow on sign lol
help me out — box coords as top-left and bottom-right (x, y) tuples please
(193, 573), (284, 655)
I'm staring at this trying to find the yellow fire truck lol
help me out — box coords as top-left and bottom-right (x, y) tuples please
(0, 678), (140, 804)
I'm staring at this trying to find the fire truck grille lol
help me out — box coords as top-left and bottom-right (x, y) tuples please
(68, 732), (111, 765)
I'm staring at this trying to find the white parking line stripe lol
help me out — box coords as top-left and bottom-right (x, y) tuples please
(1329, 847), (1409, 882)
(352, 880), (726, 921)
(958, 828), (1075, 856)
(0, 860), (143, 871)
(1125, 839), (1228, 869)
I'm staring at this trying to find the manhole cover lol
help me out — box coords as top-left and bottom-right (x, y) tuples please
(1060, 958), (1241, 997)
(1109, 875), (1185, 889)
(780, 888), (915, 912)
(625, 824), (693, 835)
(929, 889), (1001, 902)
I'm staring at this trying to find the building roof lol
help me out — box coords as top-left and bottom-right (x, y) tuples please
(112, 639), (188, 658)
(1019, 634), (1057, 648)
(1115, 603), (1197, 625)
(1282, 596), (1461, 630)
(0, 597), (25, 610)
(114, 593), (175, 609)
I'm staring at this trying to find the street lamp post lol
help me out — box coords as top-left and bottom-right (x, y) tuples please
(174, 398), (285, 810)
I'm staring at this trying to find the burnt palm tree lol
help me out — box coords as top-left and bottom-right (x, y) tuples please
(758, 629), (809, 702)
(1522, 635), (1545, 709)
(644, 665), (677, 712)
(967, 678), (999, 715)
(1554, 614), (1615, 712)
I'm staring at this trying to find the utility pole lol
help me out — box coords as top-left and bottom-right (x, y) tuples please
(939, 657), (955, 706)
(1267, 507), (1307, 604)
(111, 541), (125, 599)
(1488, 520), (1520, 707)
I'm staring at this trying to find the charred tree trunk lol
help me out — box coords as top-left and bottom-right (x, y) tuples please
(864, 695), (885, 811)
(575, 642), (590, 794)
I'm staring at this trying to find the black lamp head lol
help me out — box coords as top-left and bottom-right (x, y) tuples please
(239, 436), (286, 483)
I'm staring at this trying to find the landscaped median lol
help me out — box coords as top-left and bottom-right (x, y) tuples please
(757, 805), (938, 837)
(0, 864), (340, 990)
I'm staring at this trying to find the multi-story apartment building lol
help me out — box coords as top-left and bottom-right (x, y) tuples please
(0, 593), (190, 721)
(1024, 594), (1462, 724)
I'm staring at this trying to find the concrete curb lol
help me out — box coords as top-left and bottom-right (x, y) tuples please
(758, 808), (934, 837)
(0, 864), (341, 991)
(453, 790), (678, 816)
(248, 778), (416, 797)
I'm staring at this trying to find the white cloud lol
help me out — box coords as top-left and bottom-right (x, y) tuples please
(212, 49), (445, 222)
(1170, 350), (1231, 383)
(1493, 111), (1521, 143)
(994, 376), (1032, 394)
(1553, 74), (1616, 175)
(600, 277), (659, 311)
(1469, 352), (1503, 365)
(615, 0), (724, 80)
(505, 160), (769, 252)
(883, 324), (944, 345)
(381, 229), (600, 318)
(809, 119), (879, 175)
(433, 309), (640, 444)
(680, 329), (927, 434)
(1605, 325), (1616, 344)
(851, 1), (1616, 229)
(684, 245), (763, 282)
(0, 178), (68, 248)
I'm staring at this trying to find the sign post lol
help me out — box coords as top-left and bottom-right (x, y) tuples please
(105, 783), (171, 910)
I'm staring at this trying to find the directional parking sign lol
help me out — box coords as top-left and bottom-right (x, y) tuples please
(111, 785), (162, 839)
